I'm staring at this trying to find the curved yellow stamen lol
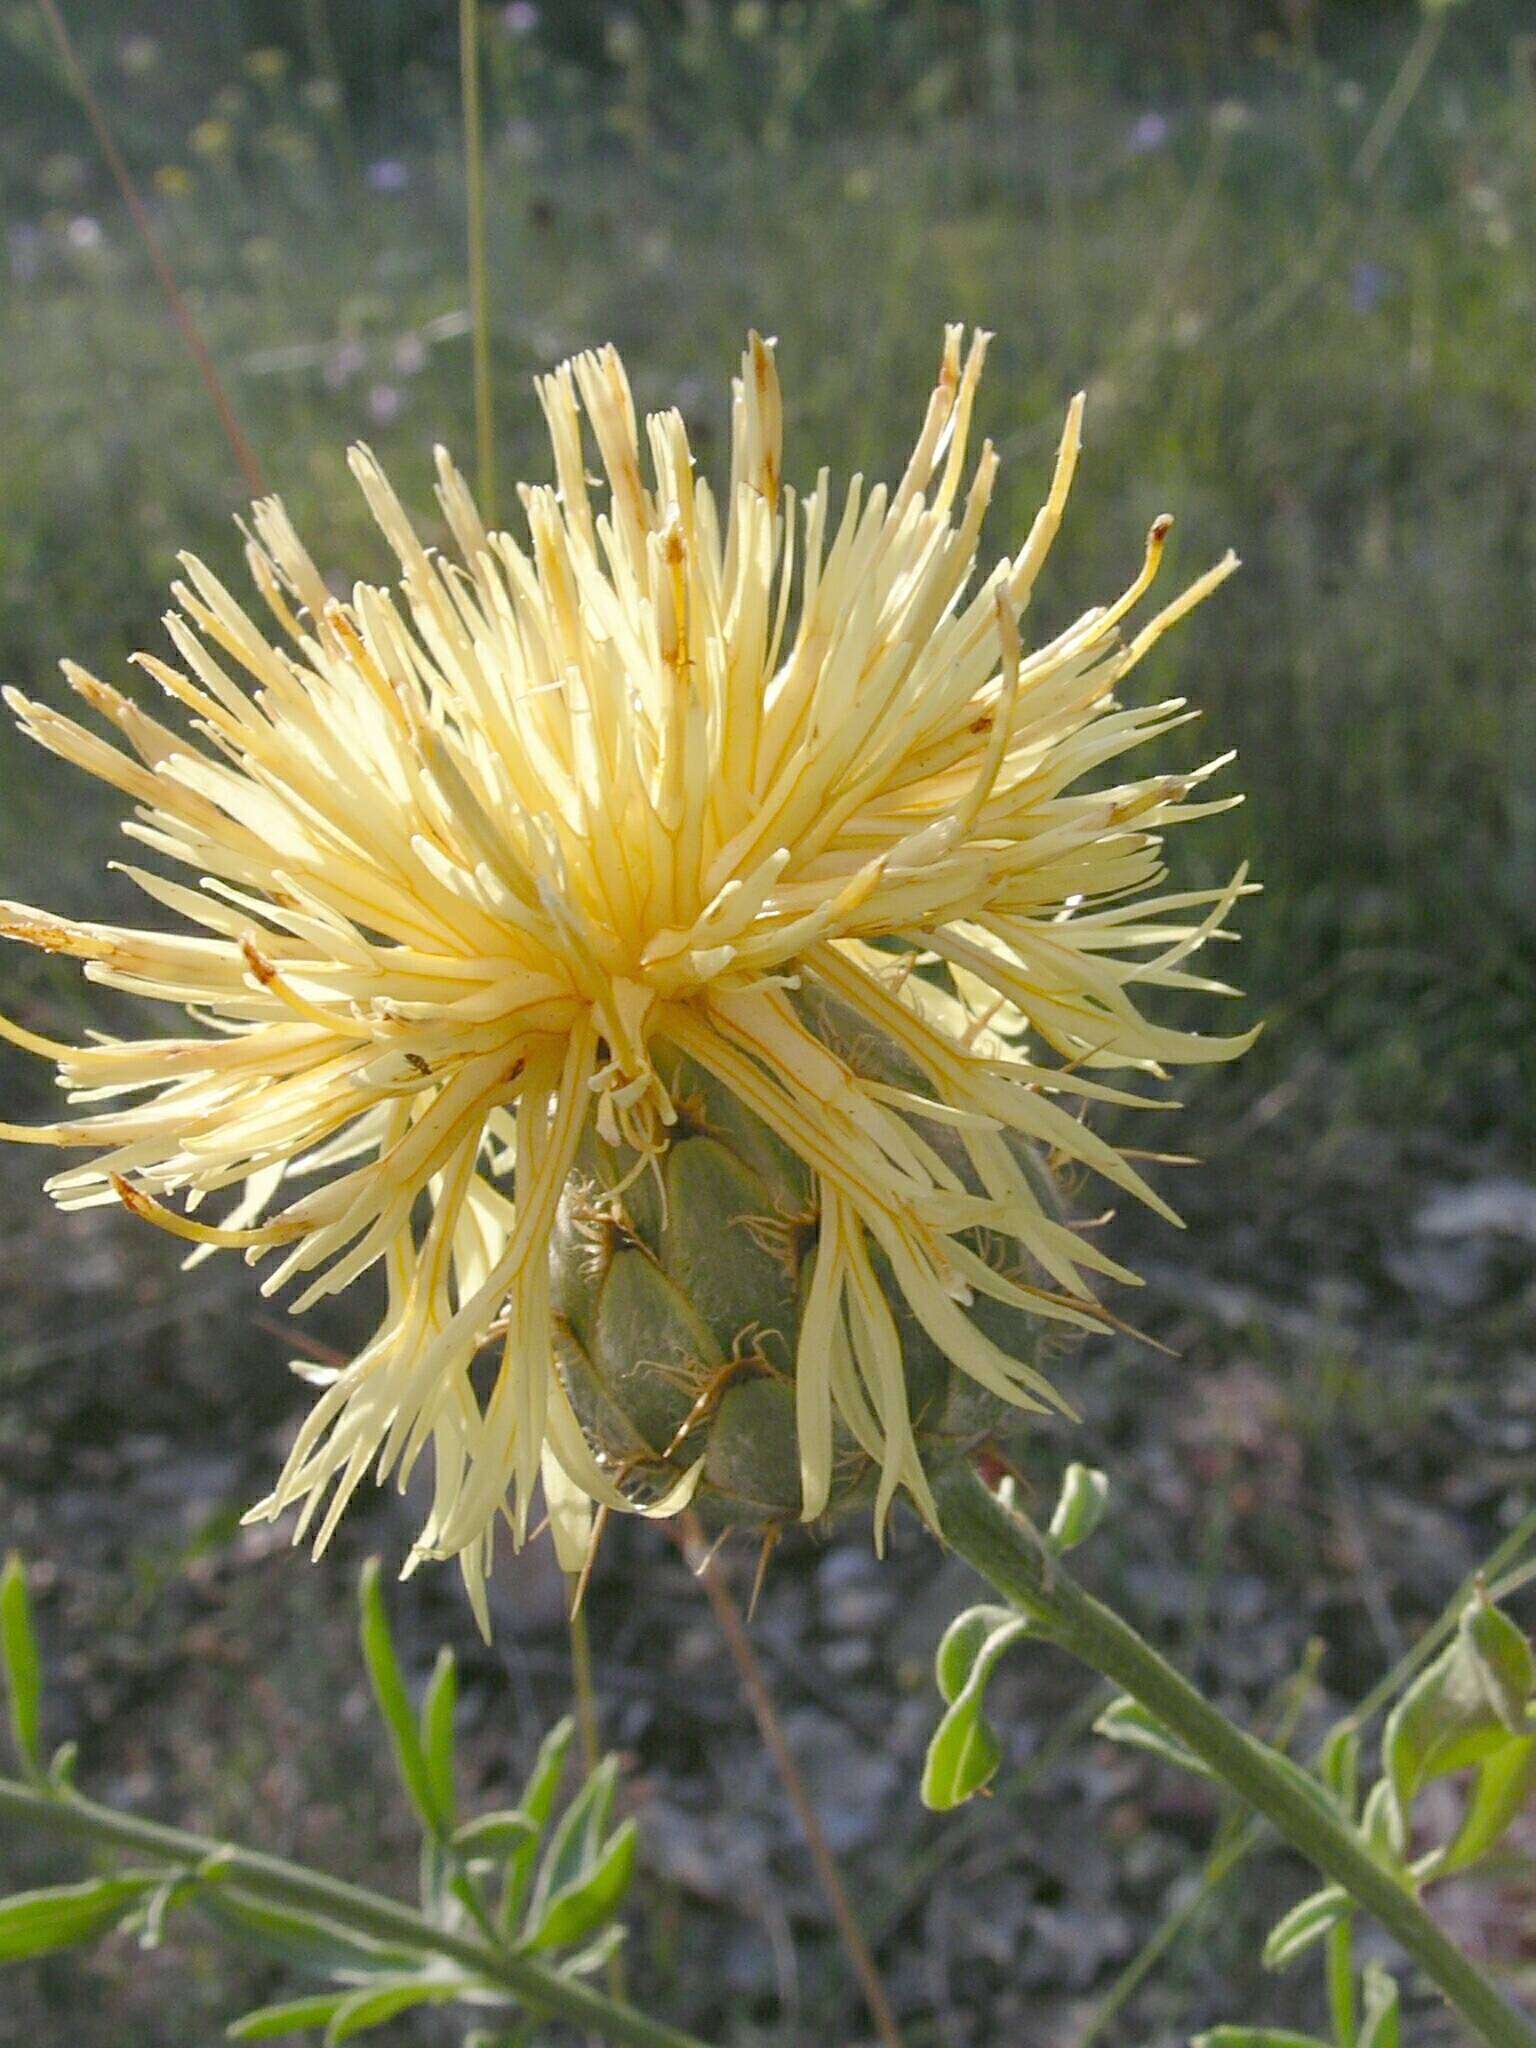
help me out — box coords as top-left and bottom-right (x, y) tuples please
(0, 1010), (77, 1059)
(111, 1174), (310, 1246)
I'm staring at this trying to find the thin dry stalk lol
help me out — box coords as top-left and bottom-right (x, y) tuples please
(459, 0), (497, 523)
(672, 1513), (905, 2048)
(37, 0), (267, 500)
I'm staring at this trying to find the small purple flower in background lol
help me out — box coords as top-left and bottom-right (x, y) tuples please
(368, 382), (404, 424)
(1127, 111), (1170, 156)
(323, 341), (367, 390)
(392, 332), (428, 376)
(366, 158), (411, 195)
(503, 2), (539, 32)
(1350, 261), (1391, 314)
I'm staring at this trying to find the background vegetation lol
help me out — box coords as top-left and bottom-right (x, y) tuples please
(0, 4), (1532, 2045)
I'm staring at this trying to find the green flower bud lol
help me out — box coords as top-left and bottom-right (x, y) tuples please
(551, 986), (1076, 1536)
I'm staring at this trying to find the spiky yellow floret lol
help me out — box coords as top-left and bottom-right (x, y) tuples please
(0, 329), (1254, 1628)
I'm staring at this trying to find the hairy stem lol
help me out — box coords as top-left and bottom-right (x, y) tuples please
(0, 1777), (709, 2048)
(1073, 1502), (1536, 2039)
(933, 1462), (1536, 2048)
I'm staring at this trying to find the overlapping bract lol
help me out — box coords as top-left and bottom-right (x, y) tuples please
(1, 330), (1253, 1626)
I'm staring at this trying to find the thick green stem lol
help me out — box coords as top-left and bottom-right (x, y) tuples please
(933, 1462), (1536, 2048)
(0, 1778), (709, 2048)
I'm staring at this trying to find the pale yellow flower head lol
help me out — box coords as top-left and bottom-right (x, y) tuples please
(1, 331), (1253, 1627)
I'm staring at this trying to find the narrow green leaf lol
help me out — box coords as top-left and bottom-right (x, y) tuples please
(1355, 1964), (1400, 2048)
(498, 1717), (574, 1938)
(921, 1687), (1003, 1812)
(1047, 1464), (1110, 1552)
(1, 1554), (42, 1777)
(933, 1604), (1017, 1704)
(1360, 1778), (1404, 1864)
(325, 1975), (477, 2043)
(524, 1757), (618, 1938)
(227, 1991), (351, 2040)
(200, 1887), (427, 1975)
(454, 1809), (539, 1857)
(358, 1558), (446, 1840)
(921, 1611), (1029, 1811)
(1262, 1885), (1349, 1971)
(1192, 2032), (1335, 2047)
(526, 1817), (636, 1952)
(560, 1919), (628, 1980)
(134, 1874), (187, 1951)
(1318, 1722), (1361, 1817)
(418, 1838), (449, 1920)
(421, 1648), (458, 1831)
(0, 1876), (157, 1962)
(1094, 1696), (1213, 1779)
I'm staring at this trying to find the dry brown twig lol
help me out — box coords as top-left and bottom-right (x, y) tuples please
(670, 1512), (906, 2048)
(37, 0), (267, 499)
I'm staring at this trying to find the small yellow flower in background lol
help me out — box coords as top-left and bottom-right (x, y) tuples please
(153, 166), (193, 200)
(0, 332), (1253, 1627)
(243, 46), (290, 85)
(189, 118), (234, 160)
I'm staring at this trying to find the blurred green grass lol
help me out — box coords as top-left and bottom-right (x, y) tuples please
(0, 0), (1532, 1134)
